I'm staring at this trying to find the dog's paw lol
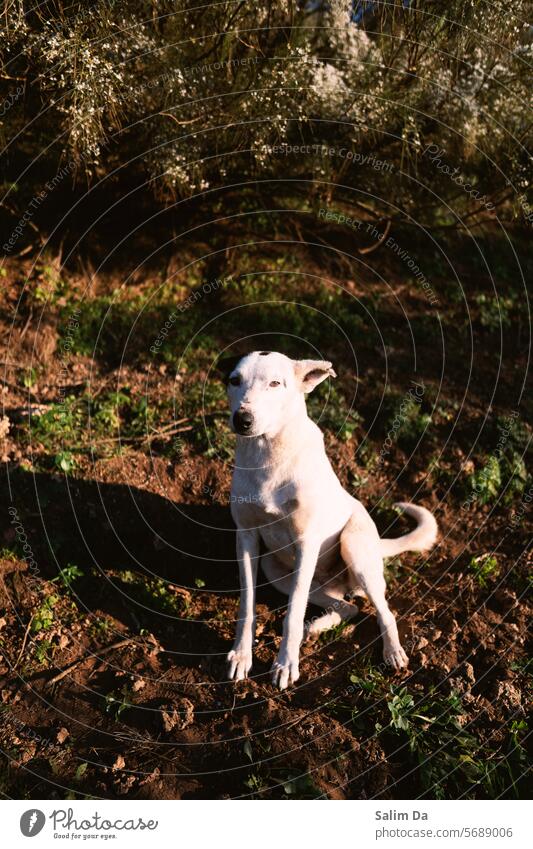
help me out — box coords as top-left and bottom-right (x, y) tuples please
(227, 646), (252, 681)
(304, 618), (328, 643)
(383, 644), (409, 670)
(304, 625), (319, 643)
(271, 654), (300, 690)
(305, 607), (357, 642)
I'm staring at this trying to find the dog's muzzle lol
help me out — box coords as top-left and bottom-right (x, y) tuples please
(233, 410), (254, 435)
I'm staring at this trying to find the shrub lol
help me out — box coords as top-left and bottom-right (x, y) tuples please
(1, 1), (531, 240)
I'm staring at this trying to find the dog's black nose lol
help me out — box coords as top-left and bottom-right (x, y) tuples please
(233, 410), (253, 434)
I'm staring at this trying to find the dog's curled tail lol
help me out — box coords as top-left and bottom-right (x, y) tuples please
(380, 502), (438, 558)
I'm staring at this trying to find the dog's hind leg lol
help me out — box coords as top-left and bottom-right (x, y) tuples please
(340, 510), (408, 670)
(263, 553), (359, 639)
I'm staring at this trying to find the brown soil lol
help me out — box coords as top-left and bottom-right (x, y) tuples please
(0, 239), (531, 800)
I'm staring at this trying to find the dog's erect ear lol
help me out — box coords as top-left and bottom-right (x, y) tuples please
(293, 359), (337, 393)
(215, 354), (244, 383)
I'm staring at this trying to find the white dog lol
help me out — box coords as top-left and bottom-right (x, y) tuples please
(223, 351), (438, 690)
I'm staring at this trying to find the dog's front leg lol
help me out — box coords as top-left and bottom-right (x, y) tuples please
(227, 527), (260, 681)
(271, 539), (319, 690)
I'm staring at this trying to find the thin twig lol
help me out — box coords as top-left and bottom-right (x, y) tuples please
(78, 423), (194, 449)
(151, 417), (190, 433)
(46, 637), (141, 687)
(17, 242), (37, 257)
(158, 111), (202, 126)
(0, 72), (26, 81)
(19, 307), (33, 340)
(14, 615), (34, 670)
(358, 219), (392, 255)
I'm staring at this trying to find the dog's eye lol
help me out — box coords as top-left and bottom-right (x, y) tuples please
(269, 380), (281, 387)
(229, 375), (241, 386)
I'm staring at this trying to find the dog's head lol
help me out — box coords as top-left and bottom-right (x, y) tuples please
(218, 351), (336, 438)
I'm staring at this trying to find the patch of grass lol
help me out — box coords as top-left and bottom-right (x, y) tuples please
(91, 617), (111, 637)
(481, 719), (530, 799)
(307, 383), (363, 441)
(222, 275), (367, 355)
(25, 257), (69, 306)
(345, 666), (526, 799)
(468, 554), (499, 588)
(58, 277), (217, 367)
(475, 291), (520, 330)
(118, 570), (186, 617)
(356, 442), (380, 471)
(386, 393), (432, 449)
(54, 451), (77, 473)
(495, 414), (531, 452)
(27, 394), (86, 454)
(180, 378), (233, 459)
(376, 687), (487, 799)
(499, 451), (529, 504)
(25, 389), (175, 465)
(510, 657), (533, 678)
(466, 455), (502, 505)
(465, 449), (528, 506)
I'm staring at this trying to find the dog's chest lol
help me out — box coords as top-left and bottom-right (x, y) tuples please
(231, 469), (296, 528)
(234, 480), (297, 557)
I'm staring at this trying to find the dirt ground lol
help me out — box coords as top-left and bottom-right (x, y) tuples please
(0, 227), (531, 799)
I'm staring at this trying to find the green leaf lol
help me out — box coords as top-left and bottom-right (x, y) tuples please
(75, 762), (88, 781)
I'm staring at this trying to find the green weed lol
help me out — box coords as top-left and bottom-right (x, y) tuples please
(105, 686), (133, 720)
(480, 719), (529, 798)
(349, 664), (387, 697)
(281, 772), (322, 799)
(25, 258), (68, 306)
(22, 367), (38, 389)
(26, 389), (175, 465)
(316, 619), (352, 645)
(468, 554), (499, 588)
(475, 292), (519, 330)
(74, 762), (88, 781)
(388, 394), (432, 449)
(377, 687), (485, 799)
(465, 450), (528, 506)
(31, 595), (59, 633)
(54, 451), (77, 473)
(345, 668), (516, 799)
(33, 639), (53, 666)
(243, 773), (266, 794)
(53, 564), (84, 592)
(118, 571), (186, 616)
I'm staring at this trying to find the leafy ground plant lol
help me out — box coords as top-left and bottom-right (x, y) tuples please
(468, 554), (500, 588)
